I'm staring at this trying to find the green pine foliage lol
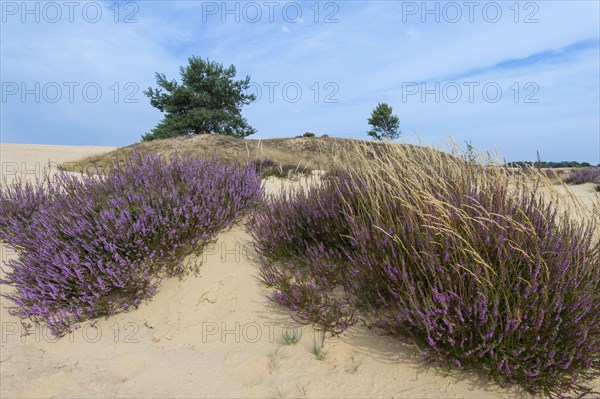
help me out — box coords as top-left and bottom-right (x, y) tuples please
(143, 56), (256, 141)
(367, 103), (401, 140)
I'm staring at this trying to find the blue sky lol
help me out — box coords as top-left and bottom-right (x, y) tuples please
(1, 0), (599, 163)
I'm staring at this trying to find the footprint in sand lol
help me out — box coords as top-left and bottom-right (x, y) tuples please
(196, 281), (224, 305)
(344, 356), (362, 375)
(196, 278), (235, 305)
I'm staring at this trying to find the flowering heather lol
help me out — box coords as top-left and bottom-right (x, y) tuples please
(0, 152), (262, 335)
(564, 167), (600, 185)
(248, 143), (600, 398)
(248, 177), (358, 335)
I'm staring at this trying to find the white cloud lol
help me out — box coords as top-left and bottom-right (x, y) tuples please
(1, 0), (598, 162)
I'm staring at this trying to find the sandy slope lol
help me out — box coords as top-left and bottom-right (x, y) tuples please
(0, 145), (597, 398)
(0, 143), (117, 165)
(1, 143), (117, 185)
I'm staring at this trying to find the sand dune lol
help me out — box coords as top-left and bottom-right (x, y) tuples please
(1, 143), (117, 164)
(1, 144), (597, 398)
(1, 143), (117, 185)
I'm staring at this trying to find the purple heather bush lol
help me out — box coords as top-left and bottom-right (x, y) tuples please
(248, 144), (600, 397)
(0, 152), (262, 335)
(564, 167), (600, 185)
(248, 176), (358, 336)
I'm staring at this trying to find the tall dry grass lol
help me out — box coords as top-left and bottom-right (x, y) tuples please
(249, 140), (600, 398)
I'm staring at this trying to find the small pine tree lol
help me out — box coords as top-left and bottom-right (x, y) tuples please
(367, 103), (401, 140)
(143, 56), (256, 141)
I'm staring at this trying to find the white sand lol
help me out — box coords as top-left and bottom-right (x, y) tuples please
(0, 143), (117, 165)
(1, 143), (117, 185)
(1, 144), (597, 398)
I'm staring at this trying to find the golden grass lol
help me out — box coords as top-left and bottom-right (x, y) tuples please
(60, 134), (458, 175)
(61, 135), (358, 172)
(61, 134), (599, 227)
(340, 140), (599, 231)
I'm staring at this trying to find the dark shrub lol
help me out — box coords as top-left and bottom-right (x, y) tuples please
(249, 158), (276, 174)
(303, 132), (316, 138)
(542, 168), (559, 180)
(1, 153), (262, 335)
(248, 158), (311, 180)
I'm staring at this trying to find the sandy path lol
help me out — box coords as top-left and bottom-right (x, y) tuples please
(0, 144), (597, 398)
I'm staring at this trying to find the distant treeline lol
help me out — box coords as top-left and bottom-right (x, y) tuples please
(507, 161), (600, 168)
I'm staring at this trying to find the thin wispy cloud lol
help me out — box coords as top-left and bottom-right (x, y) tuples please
(1, 0), (598, 162)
